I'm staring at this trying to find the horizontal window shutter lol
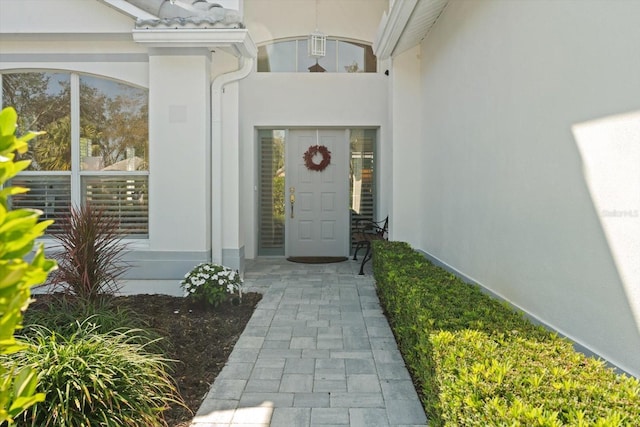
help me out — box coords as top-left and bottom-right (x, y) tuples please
(82, 175), (149, 237)
(259, 135), (285, 254)
(7, 175), (71, 234)
(350, 135), (376, 250)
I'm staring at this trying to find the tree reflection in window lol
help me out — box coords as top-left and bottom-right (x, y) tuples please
(1, 71), (149, 236)
(80, 75), (148, 172)
(3, 72), (71, 171)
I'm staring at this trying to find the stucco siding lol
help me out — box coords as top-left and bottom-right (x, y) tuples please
(240, 72), (389, 258)
(244, 0), (387, 45)
(236, 0), (390, 261)
(0, 0), (215, 286)
(0, 0), (135, 33)
(389, 45), (422, 244)
(148, 52), (212, 253)
(412, 0), (640, 376)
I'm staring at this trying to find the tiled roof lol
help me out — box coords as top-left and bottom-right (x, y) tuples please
(136, 16), (244, 29)
(129, 0), (244, 29)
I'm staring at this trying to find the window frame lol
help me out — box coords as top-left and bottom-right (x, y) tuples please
(257, 37), (377, 73)
(0, 70), (150, 238)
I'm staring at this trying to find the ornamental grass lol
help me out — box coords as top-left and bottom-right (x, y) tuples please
(7, 321), (184, 427)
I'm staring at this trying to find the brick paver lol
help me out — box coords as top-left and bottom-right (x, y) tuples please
(190, 258), (427, 427)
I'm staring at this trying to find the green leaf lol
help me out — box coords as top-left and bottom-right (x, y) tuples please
(13, 366), (39, 398)
(8, 394), (46, 418)
(0, 107), (17, 138)
(0, 107), (54, 420)
(0, 186), (29, 199)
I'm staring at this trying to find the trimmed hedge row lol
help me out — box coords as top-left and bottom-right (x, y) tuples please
(372, 240), (640, 426)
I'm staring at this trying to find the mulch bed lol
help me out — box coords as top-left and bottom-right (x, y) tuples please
(27, 292), (262, 427)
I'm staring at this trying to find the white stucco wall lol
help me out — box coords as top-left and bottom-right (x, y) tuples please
(0, 0), (135, 33)
(389, 45), (422, 243)
(239, 72), (389, 258)
(2, 0), (390, 287)
(0, 0), (215, 290)
(244, 0), (387, 45)
(221, 79), (243, 261)
(408, 0), (640, 376)
(0, 0), (147, 87)
(148, 51), (212, 253)
(239, 0), (389, 259)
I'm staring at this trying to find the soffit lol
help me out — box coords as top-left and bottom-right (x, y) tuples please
(374, 0), (448, 60)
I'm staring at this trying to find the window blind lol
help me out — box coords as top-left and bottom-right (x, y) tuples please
(258, 133), (285, 255)
(350, 133), (376, 250)
(82, 175), (149, 237)
(7, 175), (72, 234)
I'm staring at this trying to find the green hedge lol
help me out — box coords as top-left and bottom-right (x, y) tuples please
(372, 240), (640, 426)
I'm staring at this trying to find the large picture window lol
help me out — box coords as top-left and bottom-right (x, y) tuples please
(1, 71), (149, 236)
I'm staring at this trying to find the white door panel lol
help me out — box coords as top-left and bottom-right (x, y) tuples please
(286, 129), (349, 257)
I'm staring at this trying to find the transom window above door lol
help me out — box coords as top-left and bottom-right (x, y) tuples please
(257, 38), (377, 73)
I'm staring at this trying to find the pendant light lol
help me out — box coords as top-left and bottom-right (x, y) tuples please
(308, 0), (326, 58)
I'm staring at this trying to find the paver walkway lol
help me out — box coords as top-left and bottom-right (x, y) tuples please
(190, 258), (427, 427)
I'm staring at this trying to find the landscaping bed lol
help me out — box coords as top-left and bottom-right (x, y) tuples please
(21, 292), (261, 427)
(372, 240), (640, 426)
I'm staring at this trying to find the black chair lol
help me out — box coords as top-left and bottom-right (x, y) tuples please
(353, 216), (388, 275)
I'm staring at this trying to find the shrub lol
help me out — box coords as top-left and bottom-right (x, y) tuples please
(431, 330), (640, 426)
(22, 295), (154, 342)
(8, 321), (183, 427)
(181, 263), (243, 307)
(47, 204), (130, 302)
(0, 106), (56, 423)
(372, 240), (640, 426)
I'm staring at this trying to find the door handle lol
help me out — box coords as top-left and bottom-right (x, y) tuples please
(290, 187), (295, 218)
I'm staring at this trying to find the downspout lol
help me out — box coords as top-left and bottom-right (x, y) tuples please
(210, 56), (254, 265)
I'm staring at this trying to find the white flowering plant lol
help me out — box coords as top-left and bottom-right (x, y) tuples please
(180, 263), (243, 307)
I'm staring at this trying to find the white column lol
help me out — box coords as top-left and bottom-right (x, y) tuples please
(148, 48), (212, 253)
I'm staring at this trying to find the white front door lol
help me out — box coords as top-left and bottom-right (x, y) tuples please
(286, 129), (349, 257)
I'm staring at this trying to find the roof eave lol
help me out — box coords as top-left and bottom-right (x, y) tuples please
(374, 0), (449, 60)
(132, 27), (257, 58)
(98, 0), (158, 20)
(373, 0), (419, 60)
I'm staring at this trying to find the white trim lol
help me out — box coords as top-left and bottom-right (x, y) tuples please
(98, 0), (158, 20)
(70, 73), (81, 204)
(374, 0), (449, 60)
(373, 0), (418, 60)
(0, 53), (148, 63)
(132, 28), (257, 58)
(211, 56), (254, 264)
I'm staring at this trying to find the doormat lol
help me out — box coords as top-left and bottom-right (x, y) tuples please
(287, 256), (348, 264)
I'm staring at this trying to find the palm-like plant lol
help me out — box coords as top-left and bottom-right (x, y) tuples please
(47, 204), (130, 302)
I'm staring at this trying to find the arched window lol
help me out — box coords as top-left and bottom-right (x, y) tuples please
(257, 38), (377, 73)
(1, 71), (149, 237)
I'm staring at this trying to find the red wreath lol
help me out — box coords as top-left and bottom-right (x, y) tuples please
(303, 145), (332, 172)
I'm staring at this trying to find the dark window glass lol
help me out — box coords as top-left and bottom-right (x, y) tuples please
(79, 75), (148, 171)
(2, 72), (71, 171)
